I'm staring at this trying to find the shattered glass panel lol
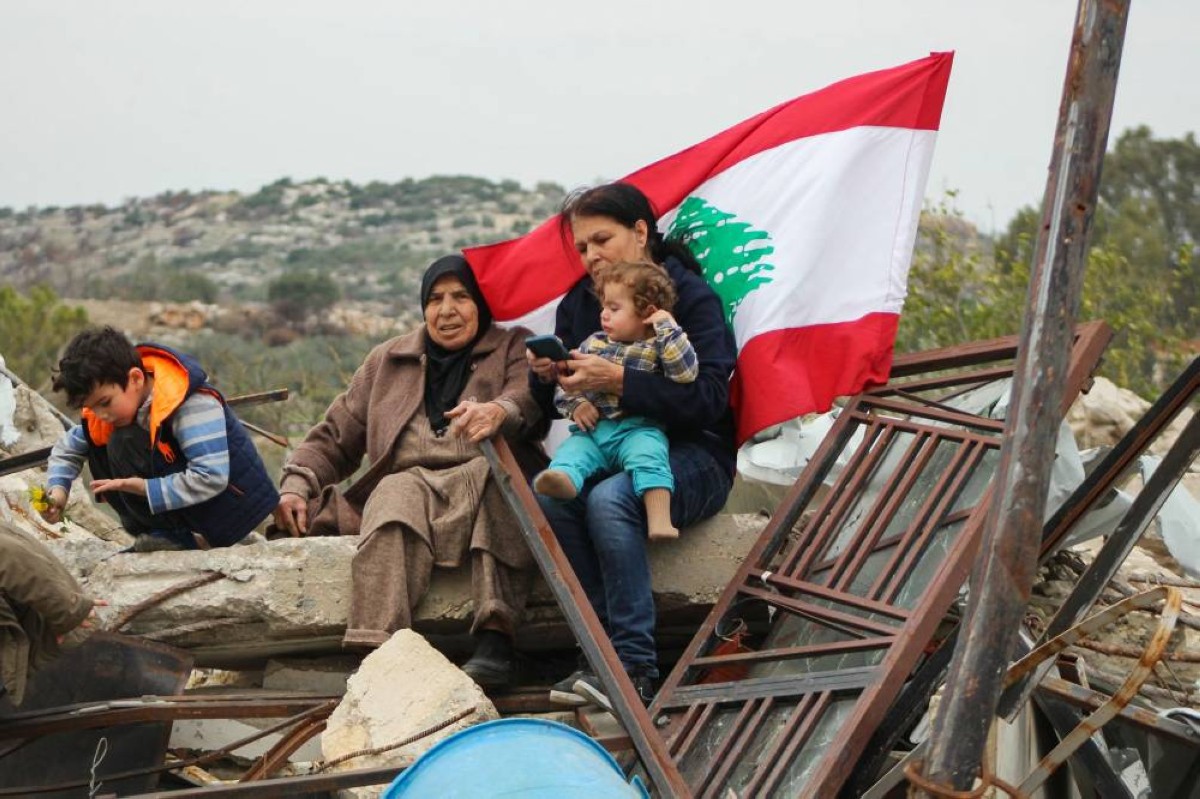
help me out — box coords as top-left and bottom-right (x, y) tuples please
(771, 696), (856, 795)
(893, 516), (968, 608)
(722, 700), (804, 795)
(890, 448), (998, 608)
(750, 601), (888, 678)
(936, 377), (1013, 420)
(843, 547), (894, 596)
(819, 430), (920, 566)
(842, 437), (961, 597)
(677, 706), (740, 785)
(950, 447), (1001, 513)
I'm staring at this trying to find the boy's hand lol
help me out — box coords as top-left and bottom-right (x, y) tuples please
(572, 400), (600, 431)
(39, 486), (68, 524)
(90, 477), (148, 497)
(274, 492), (309, 537)
(645, 308), (677, 327)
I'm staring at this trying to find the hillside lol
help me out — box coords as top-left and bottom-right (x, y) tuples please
(0, 175), (564, 315)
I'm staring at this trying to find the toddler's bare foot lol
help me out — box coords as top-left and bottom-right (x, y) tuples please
(647, 524), (679, 541)
(533, 470), (578, 500)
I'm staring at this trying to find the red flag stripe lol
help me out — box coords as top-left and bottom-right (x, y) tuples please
(626, 52), (952, 217)
(730, 313), (900, 445)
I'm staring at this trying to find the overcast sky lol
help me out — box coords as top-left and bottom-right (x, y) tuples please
(2, 1), (1196, 232)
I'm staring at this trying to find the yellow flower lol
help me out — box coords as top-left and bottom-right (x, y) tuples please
(28, 485), (49, 513)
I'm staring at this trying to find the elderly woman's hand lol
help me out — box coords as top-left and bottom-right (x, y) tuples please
(557, 351), (624, 396)
(274, 492), (309, 537)
(446, 400), (508, 443)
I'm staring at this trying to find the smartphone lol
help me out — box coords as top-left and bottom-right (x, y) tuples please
(525, 334), (571, 362)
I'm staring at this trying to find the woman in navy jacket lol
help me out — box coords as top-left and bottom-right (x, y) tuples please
(529, 182), (737, 707)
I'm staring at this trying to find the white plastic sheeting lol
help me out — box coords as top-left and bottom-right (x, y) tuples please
(0, 355), (20, 448)
(1140, 455), (1200, 579)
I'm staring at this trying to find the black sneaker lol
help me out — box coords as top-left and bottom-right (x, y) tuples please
(573, 668), (656, 712)
(131, 533), (188, 553)
(549, 668), (593, 706)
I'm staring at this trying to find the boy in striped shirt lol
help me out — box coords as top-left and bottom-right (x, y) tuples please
(534, 261), (698, 540)
(41, 327), (278, 552)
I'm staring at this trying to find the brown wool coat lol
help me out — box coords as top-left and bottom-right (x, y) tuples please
(278, 325), (547, 639)
(0, 521), (94, 705)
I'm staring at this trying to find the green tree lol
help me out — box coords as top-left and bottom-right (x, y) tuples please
(164, 272), (220, 304)
(0, 285), (89, 390)
(267, 271), (340, 323)
(901, 128), (1198, 399)
(1093, 126), (1200, 333)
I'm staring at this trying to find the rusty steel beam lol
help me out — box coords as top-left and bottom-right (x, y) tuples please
(0, 700), (337, 797)
(0, 695), (335, 740)
(480, 437), (692, 798)
(1000, 409), (1200, 717)
(1010, 588), (1181, 794)
(1037, 676), (1200, 747)
(116, 765), (405, 798)
(238, 717), (328, 783)
(920, 0), (1131, 791)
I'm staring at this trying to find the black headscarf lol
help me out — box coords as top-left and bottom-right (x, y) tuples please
(419, 255), (493, 435)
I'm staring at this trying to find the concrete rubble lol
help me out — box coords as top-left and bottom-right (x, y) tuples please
(320, 629), (498, 799)
(82, 513), (765, 662)
(4, 349), (1200, 795)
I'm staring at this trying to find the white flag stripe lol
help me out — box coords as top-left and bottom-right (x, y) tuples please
(499, 294), (560, 334)
(657, 126), (936, 346)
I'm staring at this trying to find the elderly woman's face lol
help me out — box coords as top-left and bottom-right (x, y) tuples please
(425, 275), (480, 350)
(571, 214), (651, 278)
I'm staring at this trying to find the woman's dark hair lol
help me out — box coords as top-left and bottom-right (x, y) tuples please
(51, 326), (142, 408)
(559, 182), (703, 276)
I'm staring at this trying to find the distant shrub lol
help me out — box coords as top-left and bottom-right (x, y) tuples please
(168, 272), (220, 304)
(230, 177), (293, 220)
(263, 326), (302, 348)
(267, 271), (340, 323)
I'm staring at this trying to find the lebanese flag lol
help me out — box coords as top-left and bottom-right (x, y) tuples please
(466, 52), (953, 445)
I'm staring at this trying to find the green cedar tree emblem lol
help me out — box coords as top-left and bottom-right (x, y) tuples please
(667, 196), (776, 327)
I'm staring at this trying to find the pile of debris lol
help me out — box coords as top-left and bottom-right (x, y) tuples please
(2, 327), (1198, 797)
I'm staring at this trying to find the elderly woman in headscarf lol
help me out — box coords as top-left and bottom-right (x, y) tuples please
(272, 255), (546, 685)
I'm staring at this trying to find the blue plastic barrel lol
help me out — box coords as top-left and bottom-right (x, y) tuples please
(383, 717), (649, 798)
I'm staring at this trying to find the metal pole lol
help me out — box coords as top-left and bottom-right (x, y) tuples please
(920, 0), (1130, 791)
(480, 437), (692, 798)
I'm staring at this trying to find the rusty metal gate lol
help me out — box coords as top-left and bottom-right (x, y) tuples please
(647, 322), (1111, 798)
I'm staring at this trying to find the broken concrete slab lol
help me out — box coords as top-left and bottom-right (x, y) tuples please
(88, 537), (355, 644)
(85, 513), (766, 662)
(263, 656), (357, 696)
(321, 629), (497, 799)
